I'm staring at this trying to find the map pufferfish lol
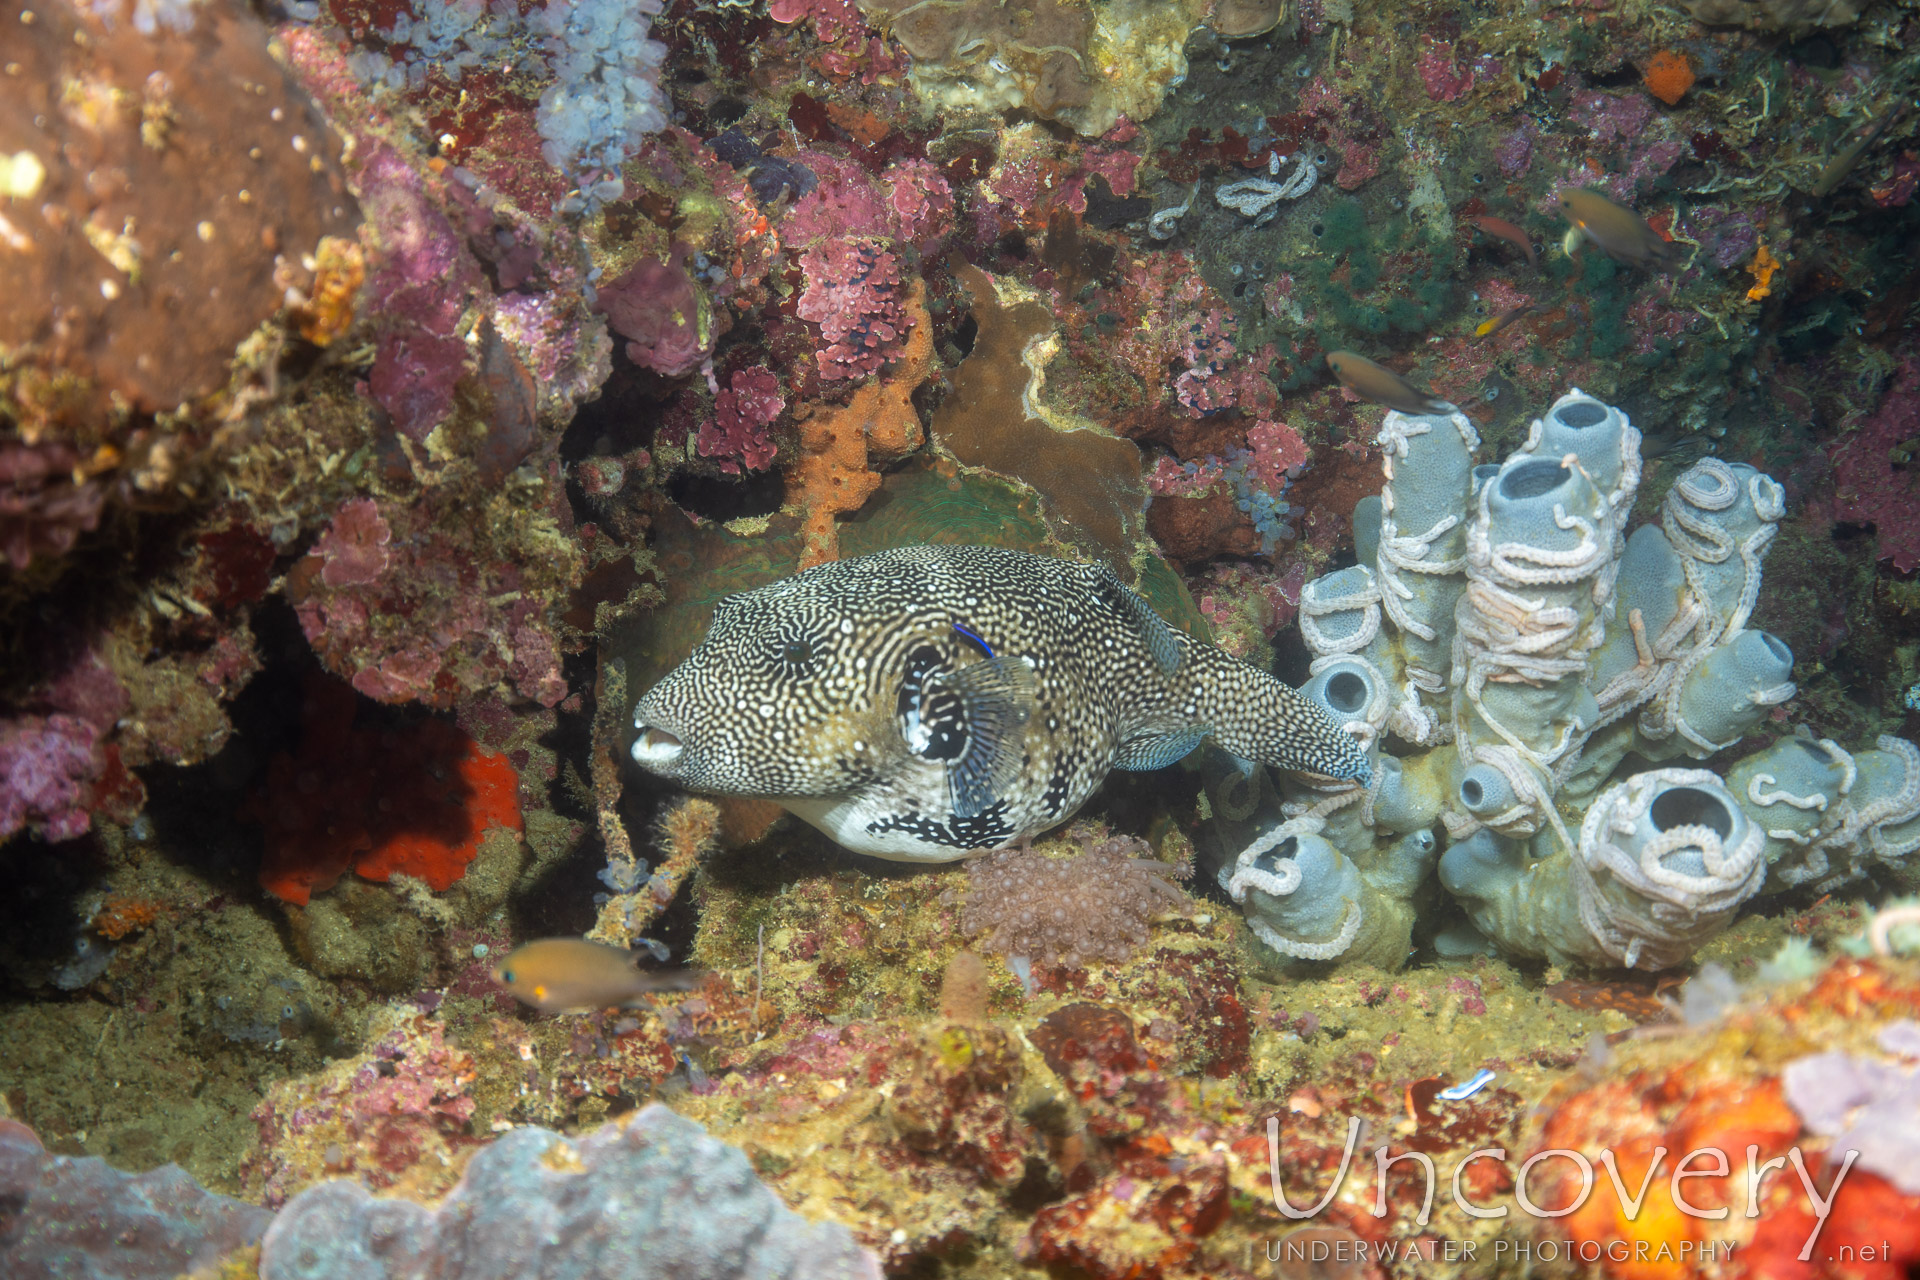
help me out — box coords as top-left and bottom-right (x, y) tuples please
(628, 544), (1370, 862)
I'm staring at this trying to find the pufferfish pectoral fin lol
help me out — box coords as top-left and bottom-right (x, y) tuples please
(927, 655), (1039, 819)
(1112, 724), (1213, 771)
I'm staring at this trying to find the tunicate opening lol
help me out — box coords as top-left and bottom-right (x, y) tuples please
(1255, 837), (1299, 874)
(1791, 738), (1829, 764)
(1460, 778), (1485, 807)
(1758, 632), (1790, 663)
(1649, 786), (1732, 839)
(1499, 458), (1570, 501)
(1324, 670), (1368, 713)
(1554, 400), (1609, 429)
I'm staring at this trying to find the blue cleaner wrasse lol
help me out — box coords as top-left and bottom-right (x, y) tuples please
(1325, 351), (1453, 415)
(1557, 187), (1685, 271)
(1813, 102), (1907, 199)
(492, 938), (704, 1014)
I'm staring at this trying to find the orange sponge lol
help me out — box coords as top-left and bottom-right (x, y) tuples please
(1644, 50), (1695, 106)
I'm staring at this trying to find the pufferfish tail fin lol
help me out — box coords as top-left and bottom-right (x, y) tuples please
(1187, 645), (1372, 785)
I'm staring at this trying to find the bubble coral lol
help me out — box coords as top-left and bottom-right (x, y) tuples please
(958, 827), (1191, 967)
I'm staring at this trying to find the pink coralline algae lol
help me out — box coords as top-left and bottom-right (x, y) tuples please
(1243, 419), (1310, 491)
(702, 368), (785, 473)
(782, 152), (891, 247)
(768, 0), (894, 82)
(881, 158), (956, 255)
(248, 1013), (478, 1209)
(770, 0), (864, 44)
(1688, 206), (1762, 270)
(1569, 88), (1656, 141)
(358, 141), (485, 442)
(315, 498), (393, 589)
(0, 644), (132, 842)
(596, 250), (716, 379)
(0, 715), (101, 842)
(1832, 352), (1920, 573)
(0, 441), (106, 571)
(1496, 122), (1537, 178)
(1417, 43), (1475, 102)
(294, 496), (571, 708)
(797, 239), (911, 381)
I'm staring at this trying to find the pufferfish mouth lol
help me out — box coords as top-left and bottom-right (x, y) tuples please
(630, 724), (685, 770)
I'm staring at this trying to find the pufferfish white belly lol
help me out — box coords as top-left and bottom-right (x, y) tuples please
(627, 544), (1369, 862)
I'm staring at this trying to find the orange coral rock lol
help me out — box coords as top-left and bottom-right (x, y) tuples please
(790, 279), (933, 569)
(92, 895), (161, 940)
(292, 234), (365, 347)
(1643, 50), (1695, 106)
(247, 676), (522, 905)
(1746, 240), (1780, 301)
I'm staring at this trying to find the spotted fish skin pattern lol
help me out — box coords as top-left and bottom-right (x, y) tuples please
(629, 544), (1370, 862)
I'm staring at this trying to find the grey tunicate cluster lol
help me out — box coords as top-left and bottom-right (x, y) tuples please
(1205, 388), (1920, 971)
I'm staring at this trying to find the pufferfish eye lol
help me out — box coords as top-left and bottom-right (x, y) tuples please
(783, 638), (813, 665)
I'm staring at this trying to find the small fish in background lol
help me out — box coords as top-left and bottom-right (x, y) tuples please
(1325, 351), (1454, 415)
(1474, 303), (1538, 341)
(1557, 187), (1686, 271)
(492, 938), (704, 1014)
(1465, 215), (1539, 270)
(1812, 102), (1907, 198)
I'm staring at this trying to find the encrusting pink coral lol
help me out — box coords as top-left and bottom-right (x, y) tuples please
(1832, 352), (1920, 573)
(314, 497), (392, 589)
(702, 367), (785, 473)
(796, 239), (911, 381)
(596, 247), (716, 379)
